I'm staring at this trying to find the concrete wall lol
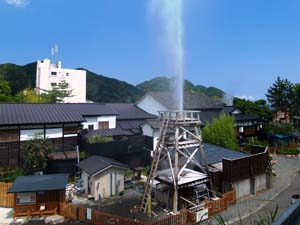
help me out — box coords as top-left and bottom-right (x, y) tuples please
(137, 94), (169, 116)
(141, 124), (160, 152)
(81, 171), (89, 194)
(36, 59), (86, 103)
(82, 116), (116, 130)
(91, 167), (125, 200)
(232, 173), (268, 199)
(232, 178), (251, 199)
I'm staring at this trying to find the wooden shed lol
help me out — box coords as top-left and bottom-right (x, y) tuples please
(8, 174), (68, 217)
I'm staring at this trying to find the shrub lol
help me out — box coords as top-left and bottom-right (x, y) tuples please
(277, 147), (300, 155)
(87, 136), (113, 143)
(0, 168), (23, 182)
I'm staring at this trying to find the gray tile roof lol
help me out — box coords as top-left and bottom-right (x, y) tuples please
(143, 119), (162, 129)
(77, 155), (128, 176)
(0, 103), (117, 126)
(145, 92), (221, 110)
(106, 103), (156, 120)
(0, 103), (85, 125)
(8, 174), (69, 193)
(117, 120), (146, 135)
(84, 128), (133, 138)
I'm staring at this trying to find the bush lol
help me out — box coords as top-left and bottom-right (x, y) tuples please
(0, 168), (23, 182)
(277, 147), (300, 155)
(87, 136), (113, 143)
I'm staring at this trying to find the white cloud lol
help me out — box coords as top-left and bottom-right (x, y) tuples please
(235, 95), (258, 101)
(4, 0), (29, 7)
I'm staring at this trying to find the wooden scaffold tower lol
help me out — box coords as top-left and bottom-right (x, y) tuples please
(141, 111), (214, 214)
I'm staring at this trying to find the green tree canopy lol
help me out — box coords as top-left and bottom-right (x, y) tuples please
(16, 88), (47, 103)
(266, 76), (294, 111)
(202, 114), (239, 150)
(21, 134), (55, 174)
(41, 81), (73, 103)
(0, 79), (14, 102)
(233, 98), (272, 121)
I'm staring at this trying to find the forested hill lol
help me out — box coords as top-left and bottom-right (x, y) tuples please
(137, 77), (225, 100)
(0, 62), (227, 103)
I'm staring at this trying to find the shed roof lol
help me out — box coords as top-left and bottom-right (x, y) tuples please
(106, 103), (156, 120)
(77, 155), (128, 176)
(8, 174), (69, 193)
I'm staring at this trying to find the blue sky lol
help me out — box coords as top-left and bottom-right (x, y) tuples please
(1, 0), (300, 100)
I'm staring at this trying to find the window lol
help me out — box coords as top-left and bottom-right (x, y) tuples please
(66, 73), (69, 76)
(98, 121), (109, 129)
(51, 71), (57, 76)
(51, 82), (57, 87)
(88, 125), (94, 130)
(16, 192), (36, 205)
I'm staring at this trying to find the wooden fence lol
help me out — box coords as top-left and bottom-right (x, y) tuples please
(59, 203), (188, 225)
(0, 182), (14, 208)
(204, 189), (236, 217)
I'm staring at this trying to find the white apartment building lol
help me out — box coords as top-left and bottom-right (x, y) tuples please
(36, 59), (86, 103)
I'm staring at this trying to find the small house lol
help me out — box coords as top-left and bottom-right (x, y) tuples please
(8, 174), (68, 217)
(77, 155), (128, 200)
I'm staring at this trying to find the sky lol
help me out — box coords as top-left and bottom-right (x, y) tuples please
(1, 0), (300, 100)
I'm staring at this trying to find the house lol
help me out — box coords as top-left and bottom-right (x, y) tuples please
(136, 92), (222, 116)
(77, 155), (128, 200)
(106, 103), (157, 135)
(0, 103), (117, 171)
(273, 110), (290, 123)
(8, 173), (68, 217)
(36, 59), (86, 103)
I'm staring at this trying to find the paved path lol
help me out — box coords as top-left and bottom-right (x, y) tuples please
(204, 155), (300, 225)
(0, 207), (13, 225)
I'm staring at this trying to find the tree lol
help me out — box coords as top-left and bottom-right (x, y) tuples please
(202, 114), (239, 150)
(292, 83), (300, 116)
(0, 79), (14, 102)
(16, 88), (47, 103)
(266, 77), (294, 111)
(233, 98), (272, 121)
(41, 81), (73, 103)
(21, 134), (55, 174)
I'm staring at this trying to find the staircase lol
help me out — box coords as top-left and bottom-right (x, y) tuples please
(141, 115), (170, 212)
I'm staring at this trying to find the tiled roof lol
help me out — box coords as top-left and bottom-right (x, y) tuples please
(77, 155), (128, 176)
(106, 103), (156, 120)
(0, 103), (85, 125)
(117, 120), (146, 135)
(84, 128), (133, 138)
(143, 119), (162, 129)
(68, 103), (118, 116)
(8, 174), (69, 193)
(144, 92), (221, 110)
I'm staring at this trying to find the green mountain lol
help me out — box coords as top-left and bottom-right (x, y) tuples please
(0, 63), (227, 103)
(85, 69), (144, 102)
(137, 77), (225, 100)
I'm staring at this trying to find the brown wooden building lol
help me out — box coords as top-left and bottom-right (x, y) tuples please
(8, 174), (68, 217)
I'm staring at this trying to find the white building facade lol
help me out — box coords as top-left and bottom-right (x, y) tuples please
(36, 59), (86, 103)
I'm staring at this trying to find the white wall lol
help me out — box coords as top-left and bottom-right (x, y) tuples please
(137, 95), (169, 116)
(82, 171), (89, 195)
(141, 123), (160, 151)
(255, 174), (267, 193)
(82, 116), (116, 130)
(92, 167), (125, 200)
(36, 59), (86, 103)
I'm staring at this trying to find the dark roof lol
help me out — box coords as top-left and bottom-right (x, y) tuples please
(77, 155), (128, 176)
(143, 119), (162, 129)
(8, 174), (69, 193)
(117, 120), (146, 135)
(189, 143), (248, 166)
(106, 103), (156, 120)
(199, 110), (221, 124)
(221, 106), (238, 114)
(141, 92), (221, 110)
(84, 128), (133, 138)
(68, 103), (118, 116)
(233, 113), (261, 121)
(49, 151), (77, 160)
(0, 103), (85, 126)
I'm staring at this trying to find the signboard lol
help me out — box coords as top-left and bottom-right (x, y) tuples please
(86, 208), (92, 220)
(196, 208), (208, 222)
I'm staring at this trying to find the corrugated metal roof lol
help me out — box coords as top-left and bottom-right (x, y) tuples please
(106, 103), (156, 120)
(0, 103), (117, 126)
(84, 128), (133, 138)
(77, 155), (128, 176)
(8, 174), (69, 193)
